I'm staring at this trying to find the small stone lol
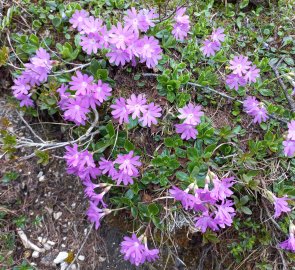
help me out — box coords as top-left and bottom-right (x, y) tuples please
(37, 237), (43, 243)
(37, 171), (43, 178)
(43, 243), (51, 250)
(61, 244), (66, 248)
(78, 255), (85, 261)
(53, 251), (68, 264)
(39, 175), (45, 182)
(53, 212), (62, 220)
(32, 251), (40, 258)
(98, 256), (106, 262)
(47, 240), (56, 246)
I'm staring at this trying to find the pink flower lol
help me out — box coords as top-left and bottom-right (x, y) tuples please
(283, 140), (295, 157)
(81, 16), (103, 35)
(109, 22), (134, 50)
(210, 28), (225, 43)
(139, 102), (162, 127)
(229, 55), (252, 76)
(144, 242), (159, 262)
(126, 94), (148, 119)
(69, 10), (89, 31)
(63, 97), (90, 125)
(97, 25), (110, 49)
(175, 123), (197, 140)
(138, 36), (162, 68)
(123, 7), (148, 33)
(244, 65), (260, 83)
(273, 195), (291, 218)
(69, 71), (93, 95)
(113, 170), (135, 185)
(200, 39), (220, 57)
(86, 201), (110, 230)
(91, 80), (112, 103)
(226, 73), (247, 90)
(120, 234), (146, 266)
(110, 97), (130, 124)
(114, 151), (141, 176)
(64, 143), (80, 167)
(57, 84), (70, 110)
(194, 212), (219, 233)
(243, 96), (269, 124)
(107, 47), (131, 66)
(80, 33), (100, 55)
(287, 120), (295, 140)
(178, 103), (204, 125)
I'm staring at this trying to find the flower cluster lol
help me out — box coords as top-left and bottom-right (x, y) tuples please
(175, 103), (204, 140)
(99, 150), (142, 185)
(120, 234), (159, 266)
(111, 94), (162, 127)
(226, 55), (260, 90)
(11, 48), (53, 107)
(57, 71), (112, 125)
(170, 172), (236, 233)
(69, 9), (162, 68)
(64, 144), (112, 229)
(283, 120), (295, 157)
(200, 28), (225, 57)
(280, 223), (295, 253)
(243, 96), (269, 124)
(172, 7), (191, 41)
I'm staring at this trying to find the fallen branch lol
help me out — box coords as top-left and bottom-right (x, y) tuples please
(17, 228), (45, 253)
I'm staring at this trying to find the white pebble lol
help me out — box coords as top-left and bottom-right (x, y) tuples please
(53, 251), (68, 264)
(78, 255), (85, 261)
(53, 212), (62, 220)
(32, 251), (40, 258)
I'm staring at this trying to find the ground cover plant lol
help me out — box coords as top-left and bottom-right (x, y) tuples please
(0, 0), (295, 269)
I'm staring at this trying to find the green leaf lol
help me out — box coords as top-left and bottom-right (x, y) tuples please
(52, 17), (62, 27)
(240, 0), (249, 9)
(148, 203), (160, 216)
(35, 150), (49, 165)
(0, 46), (9, 67)
(176, 171), (189, 182)
(124, 140), (135, 152)
(241, 206), (252, 215)
(106, 122), (115, 137)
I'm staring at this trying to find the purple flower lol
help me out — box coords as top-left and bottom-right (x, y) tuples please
(86, 201), (110, 230)
(194, 212), (219, 233)
(99, 158), (118, 178)
(200, 40), (220, 57)
(120, 234), (146, 266)
(244, 65), (260, 84)
(174, 7), (190, 24)
(110, 97), (130, 124)
(144, 241), (159, 262)
(280, 233), (295, 253)
(107, 47), (131, 66)
(91, 80), (112, 103)
(80, 33), (100, 55)
(214, 200), (236, 228)
(226, 73), (247, 91)
(139, 102), (162, 127)
(126, 94), (148, 119)
(229, 55), (252, 77)
(287, 120), (295, 140)
(172, 23), (190, 41)
(12, 76), (31, 96)
(57, 84), (70, 109)
(178, 103), (204, 125)
(90, 186), (111, 207)
(138, 36), (162, 68)
(175, 123), (197, 140)
(273, 195), (291, 218)
(139, 9), (158, 31)
(97, 25), (110, 49)
(243, 96), (269, 124)
(81, 16), (103, 35)
(69, 71), (93, 95)
(124, 7), (148, 33)
(109, 22), (134, 50)
(114, 151), (141, 176)
(69, 10), (89, 31)
(113, 170), (135, 185)
(78, 166), (101, 182)
(210, 28), (225, 43)
(210, 177), (235, 201)
(63, 97), (90, 125)
(64, 143), (80, 167)
(170, 186), (196, 210)
(283, 140), (295, 157)
(18, 94), (34, 107)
